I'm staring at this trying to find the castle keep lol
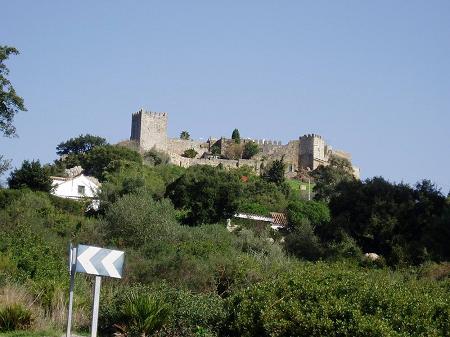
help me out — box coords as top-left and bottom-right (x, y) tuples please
(130, 108), (360, 178)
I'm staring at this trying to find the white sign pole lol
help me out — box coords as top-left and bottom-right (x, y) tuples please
(90, 276), (102, 337)
(66, 246), (77, 337)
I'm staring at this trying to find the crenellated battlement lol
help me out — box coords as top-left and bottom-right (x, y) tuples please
(133, 108), (167, 118)
(300, 133), (323, 140)
(246, 139), (282, 146)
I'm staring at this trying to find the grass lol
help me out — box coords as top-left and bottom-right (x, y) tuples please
(286, 179), (314, 196)
(0, 330), (88, 337)
(0, 330), (60, 337)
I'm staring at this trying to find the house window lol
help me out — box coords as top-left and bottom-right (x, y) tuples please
(78, 185), (85, 195)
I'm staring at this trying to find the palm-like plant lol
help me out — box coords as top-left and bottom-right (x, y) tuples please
(180, 131), (190, 140)
(119, 292), (170, 337)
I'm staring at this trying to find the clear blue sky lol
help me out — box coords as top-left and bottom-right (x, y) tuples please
(2, 1), (449, 193)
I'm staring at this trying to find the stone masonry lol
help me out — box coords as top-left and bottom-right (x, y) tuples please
(130, 108), (360, 178)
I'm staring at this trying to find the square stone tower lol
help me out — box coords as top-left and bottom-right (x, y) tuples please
(130, 108), (168, 151)
(299, 134), (330, 170)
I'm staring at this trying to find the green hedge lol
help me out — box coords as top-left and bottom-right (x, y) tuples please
(222, 262), (450, 337)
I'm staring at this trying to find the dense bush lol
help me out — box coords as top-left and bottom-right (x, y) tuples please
(222, 262), (450, 337)
(103, 191), (178, 249)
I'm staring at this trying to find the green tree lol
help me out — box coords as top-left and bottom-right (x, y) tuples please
(287, 200), (331, 228)
(210, 142), (221, 156)
(240, 177), (288, 212)
(329, 177), (450, 265)
(166, 165), (242, 225)
(262, 158), (285, 186)
(99, 161), (166, 211)
(242, 141), (260, 159)
(8, 160), (52, 192)
(311, 155), (354, 201)
(81, 145), (143, 180)
(180, 130), (190, 140)
(56, 134), (107, 155)
(182, 148), (198, 158)
(231, 129), (241, 144)
(0, 46), (26, 137)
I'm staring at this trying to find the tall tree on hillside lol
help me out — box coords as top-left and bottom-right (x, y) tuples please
(56, 134), (107, 156)
(0, 45), (26, 137)
(166, 165), (242, 225)
(262, 157), (286, 186)
(231, 129), (241, 144)
(8, 160), (52, 192)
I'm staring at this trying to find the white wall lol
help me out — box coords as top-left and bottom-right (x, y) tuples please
(51, 175), (99, 200)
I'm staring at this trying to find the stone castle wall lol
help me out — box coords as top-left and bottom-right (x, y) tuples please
(167, 138), (209, 157)
(130, 110), (359, 177)
(169, 152), (261, 173)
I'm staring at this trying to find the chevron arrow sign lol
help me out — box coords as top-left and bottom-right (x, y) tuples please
(75, 245), (124, 279)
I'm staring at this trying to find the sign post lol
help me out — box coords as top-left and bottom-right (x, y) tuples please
(66, 244), (124, 337)
(66, 244), (77, 337)
(91, 276), (102, 337)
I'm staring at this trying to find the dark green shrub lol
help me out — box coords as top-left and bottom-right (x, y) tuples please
(284, 220), (323, 261)
(104, 192), (178, 248)
(242, 142), (259, 159)
(48, 194), (85, 215)
(182, 148), (198, 158)
(0, 189), (23, 209)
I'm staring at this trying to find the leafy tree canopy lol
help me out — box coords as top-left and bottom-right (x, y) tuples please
(56, 134), (107, 156)
(8, 160), (52, 192)
(262, 158), (285, 186)
(0, 45), (26, 137)
(287, 200), (331, 228)
(329, 177), (450, 265)
(166, 165), (242, 225)
(242, 141), (260, 159)
(81, 145), (143, 180)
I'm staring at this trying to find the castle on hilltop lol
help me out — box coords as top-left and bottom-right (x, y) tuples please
(130, 108), (360, 178)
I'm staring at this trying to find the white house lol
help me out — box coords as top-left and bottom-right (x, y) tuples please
(51, 166), (101, 209)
